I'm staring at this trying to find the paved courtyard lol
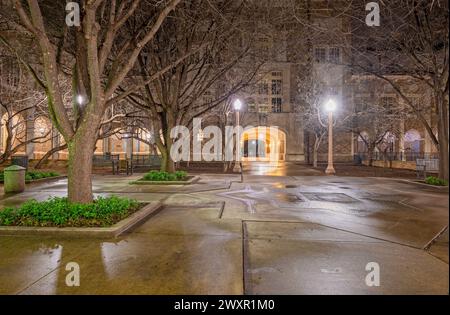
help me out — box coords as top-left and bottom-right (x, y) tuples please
(0, 163), (448, 294)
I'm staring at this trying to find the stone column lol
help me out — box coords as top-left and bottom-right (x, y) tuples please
(25, 109), (35, 159)
(124, 137), (133, 159)
(399, 117), (406, 161)
(350, 132), (355, 157)
(102, 137), (110, 154)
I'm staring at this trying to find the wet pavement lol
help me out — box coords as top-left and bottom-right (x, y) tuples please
(0, 163), (448, 294)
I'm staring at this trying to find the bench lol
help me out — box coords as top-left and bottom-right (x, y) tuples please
(126, 154), (161, 175)
(416, 159), (439, 179)
(93, 153), (120, 174)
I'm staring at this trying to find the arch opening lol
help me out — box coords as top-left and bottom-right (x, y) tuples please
(240, 126), (286, 162)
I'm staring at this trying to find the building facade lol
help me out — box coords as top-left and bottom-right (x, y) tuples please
(0, 1), (439, 169)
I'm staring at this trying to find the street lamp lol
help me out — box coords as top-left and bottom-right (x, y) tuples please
(233, 98), (242, 111)
(76, 94), (85, 106)
(325, 98), (336, 175)
(233, 99), (242, 174)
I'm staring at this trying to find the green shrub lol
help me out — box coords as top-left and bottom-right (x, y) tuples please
(142, 170), (188, 181)
(425, 176), (448, 186)
(0, 196), (139, 227)
(0, 170), (60, 182)
(175, 171), (187, 180)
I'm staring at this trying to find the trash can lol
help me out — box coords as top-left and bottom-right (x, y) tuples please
(11, 155), (29, 170)
(3, 165), (26, 193)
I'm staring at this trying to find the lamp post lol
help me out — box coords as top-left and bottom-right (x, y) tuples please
(325, 98), (336, 175)
(76, 94), (86, 107)
(233, 99), (242, 174)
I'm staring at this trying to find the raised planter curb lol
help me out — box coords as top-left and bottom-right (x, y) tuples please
(0, 202), (163, 238)
(131, 175), (200, 185)
(396, 178), (449, 190)
(0, 176), (66, 185)
(25, 175), (67, 184)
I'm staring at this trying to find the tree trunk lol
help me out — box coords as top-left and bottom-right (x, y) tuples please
(313, 146), (318, 168)
(160, 147), (175, 172)
(67, 136), (96, 203)
(438, 138), (449, 181)
(367, 145), (375, 167)
(436, 92), (449, 181)
(313, 137), (320, 168)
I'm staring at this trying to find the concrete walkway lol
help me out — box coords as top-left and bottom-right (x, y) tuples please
(0, 169), (448, 294)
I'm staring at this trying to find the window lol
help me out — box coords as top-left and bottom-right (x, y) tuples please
(381, 97), (396, 115)
(271, 79), (282, 95)
(381, 97), (395, 108)
(203, 90), (213, 105)
(258, 81), (269, 95)
(271, 71), (282, 77)
(271, 98), (282, 113)
(259, 97), (269, 104)
(328, 47), (340, 63)
(314, 47), (326, 63)
(248, 103), (257, 112)
(258, 104), (269, 113)
(259, 38), (270, 59)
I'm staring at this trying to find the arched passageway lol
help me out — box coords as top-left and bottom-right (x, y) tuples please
(240, 126), (286, 162)
(1, 112), (26, 154)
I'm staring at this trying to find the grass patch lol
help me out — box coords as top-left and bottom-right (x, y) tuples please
(425, 176), (448, 186)
(141, 170), (187, 181)
(0, 196), (142, 227)
(0, 170), (60, 182)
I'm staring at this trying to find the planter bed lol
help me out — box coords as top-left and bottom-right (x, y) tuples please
(412, 180), (448, 189)
(25, 175), (67, 184)
(0, 202), (162, 238)
(0, 171), (63, 184)
(397, 179), (449, 189)
(131, 175), (200, 185)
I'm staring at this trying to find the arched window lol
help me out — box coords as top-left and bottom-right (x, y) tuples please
(357, 131), (369, 153)
(404, 129), (422, 153)
(1, 112), (26, 153)
(379, 132), (396, 152)
(33, 116), (52, 158)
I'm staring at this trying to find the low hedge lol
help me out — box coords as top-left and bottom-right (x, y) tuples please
(0, 170), (60, 182)
(0, 196), (141, 227)
(26, 171), (60, 181)
(142, 170), (187, 181)
(425, 176), (448, 186)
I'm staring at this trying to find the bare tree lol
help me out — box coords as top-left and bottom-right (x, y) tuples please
(7, 0), (183, 202)
(348, 96), (406, 167)
(0, 55), (49, 164)
(129, 0), (261, 172)
(297, 69), (330, 168)
(347, 0), (449, 179)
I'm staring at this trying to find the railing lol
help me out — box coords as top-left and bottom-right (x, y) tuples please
(416, 159), (440, 178)
(93, 153), (119, 162)
(93, 153), (120, 174)
(357, 152), (439, 162)
(126, 154), (161, 175)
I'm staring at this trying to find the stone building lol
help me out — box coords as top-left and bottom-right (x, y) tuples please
(0, 1), (439, 169)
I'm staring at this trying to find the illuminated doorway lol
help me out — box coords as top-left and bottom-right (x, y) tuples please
(240, 126), (286, 161)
